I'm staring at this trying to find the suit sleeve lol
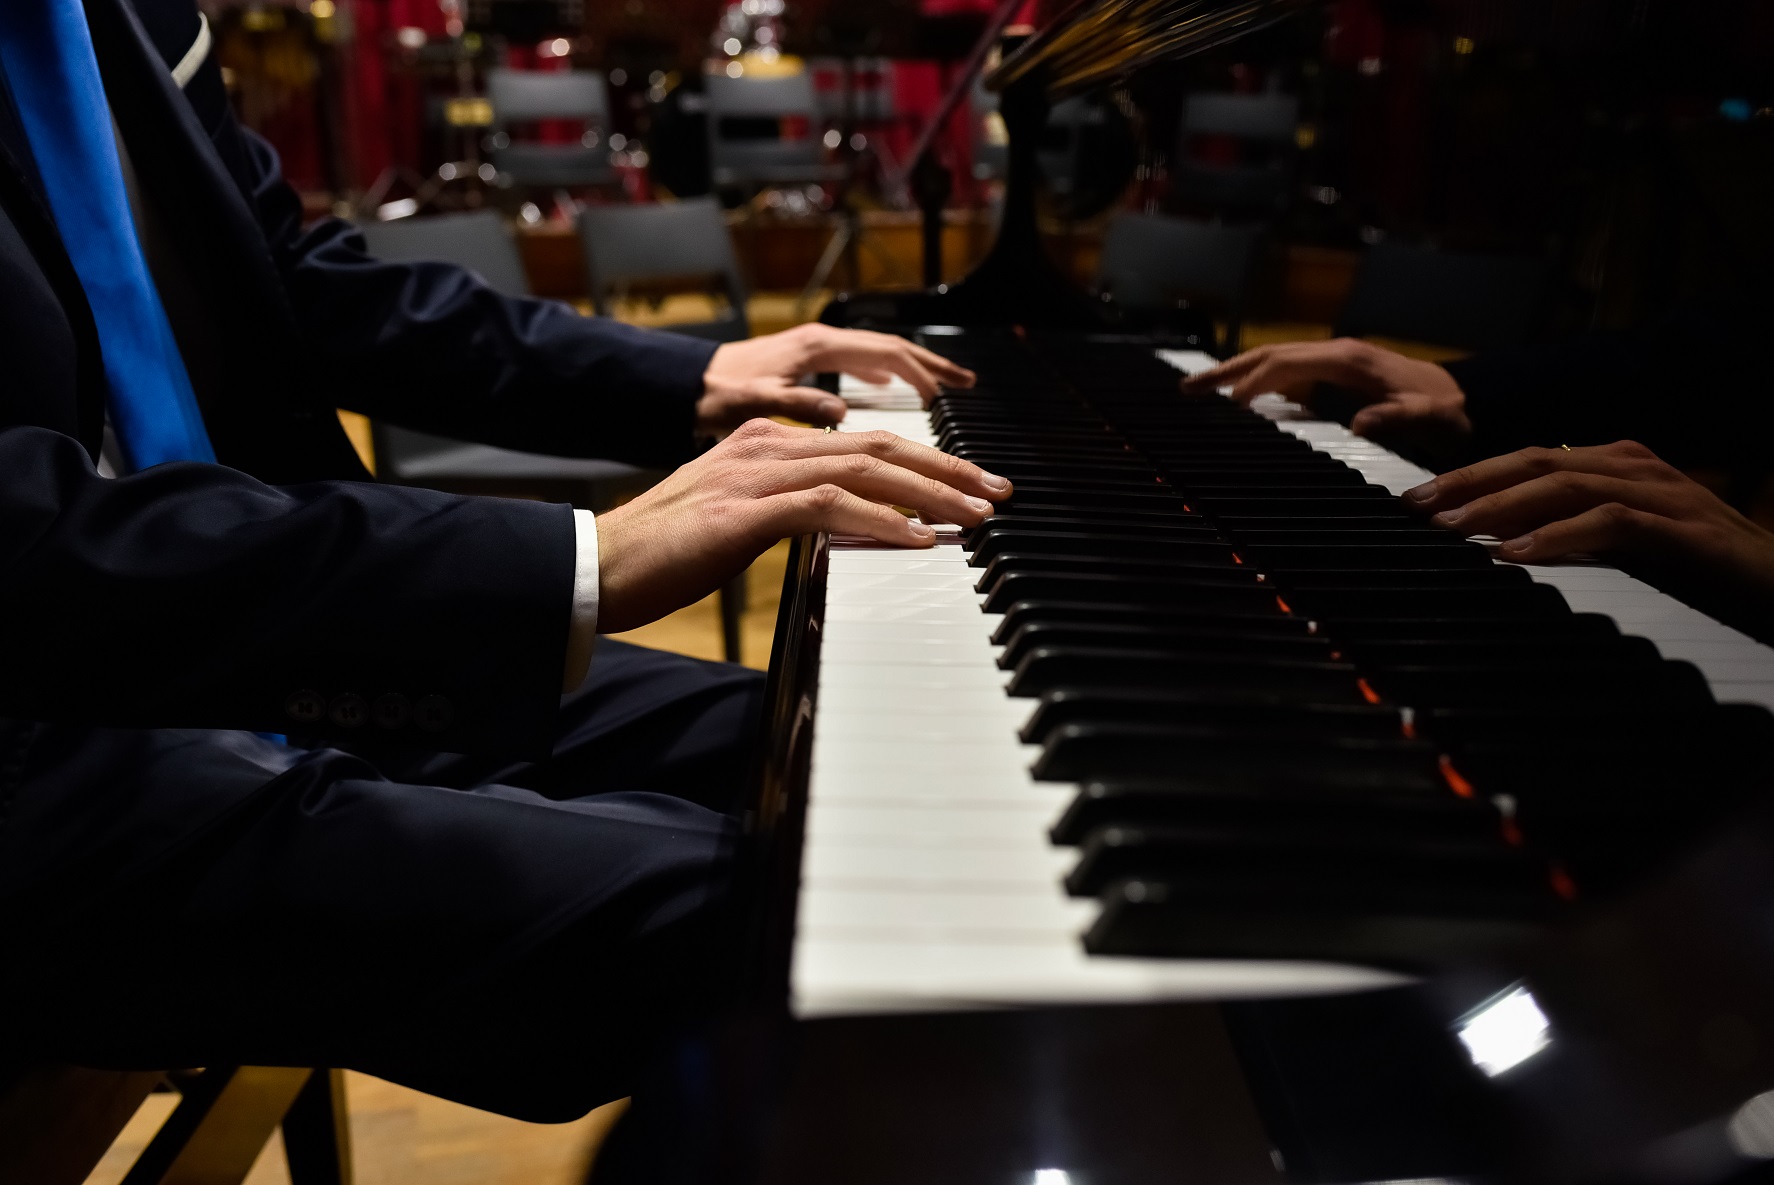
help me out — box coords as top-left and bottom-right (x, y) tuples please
(0, 426), (575, 757)
(231, 129), (717, 472)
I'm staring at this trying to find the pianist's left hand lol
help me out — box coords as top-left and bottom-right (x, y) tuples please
(1407, 440), (1774, 603)
(698, 324), (977, 433)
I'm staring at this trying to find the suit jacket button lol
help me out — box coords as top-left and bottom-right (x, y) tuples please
(372, 693), (411, 729)
(329, 693), (369, 729)
(285, 690), (325, 724)
(414, 695), (453, 732)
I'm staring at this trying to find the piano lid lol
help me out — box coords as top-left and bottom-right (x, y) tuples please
(987, 0), (1314, 100)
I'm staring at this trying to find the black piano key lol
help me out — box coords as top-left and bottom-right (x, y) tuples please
(1281, 567), (1535, 591)
(1050, 778), (1502, 847)
(1228, 528), (1475, 546)
(979, 553), (1255, 596)
(1243, 543), (1497, 571)
(1345, 635), (1661, 669)
(997, 486), (1192, 511)
(1005, 647), (1361, 698)
(990, 599), (1314, 645)
(1325, 615), (1618, 644)
(1032, 723), (1443, 787)
(1020, 689), (1392, 746)
(996, 621), (1332, 671)
(1288, 583), (1571, 619)
(968, 530), (1238, 568)
(960, 512), (1210, 543)
(1065, 825), (1551, 912)
(1366, 660), (1715, 709)
(1083, 881), (1549, 965)
(1415, 701), (1774, 752)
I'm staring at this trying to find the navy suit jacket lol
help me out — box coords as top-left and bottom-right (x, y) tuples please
(0, 0), (718, 757)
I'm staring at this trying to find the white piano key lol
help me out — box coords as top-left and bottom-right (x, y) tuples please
(798, 886), (1096, 937)
(824, 586), (986, 607)
(820, 622), (998, 646)
(803, 800), (1072, 843)
(792, 941), (1404, 1017)
(823, 604), (992, 625)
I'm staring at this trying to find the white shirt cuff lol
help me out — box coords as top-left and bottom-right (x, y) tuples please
(562, 508), (600, 692)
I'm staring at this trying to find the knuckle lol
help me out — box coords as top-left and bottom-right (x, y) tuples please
(859, 429), (899, 455)
(1549, 470), (1587, 496)
(1611, 439), (1654, 459)
(841, 452), (881, 478)
(807, 483), (845, 513)
(733, 417), (777, 441)
(1522, 447), (1559, 475)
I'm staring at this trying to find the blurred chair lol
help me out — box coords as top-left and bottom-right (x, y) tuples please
(1172, 91), (1299, 218)
(1335, 242), (1550, 351)
(577, 197), (751, 343)
(1097, 212), (1263, 351)
(355, 208), (749, 662)
(703, 70), (845, 194)
(486, 67), (616, 190)
(0, 1063), (351, 1185)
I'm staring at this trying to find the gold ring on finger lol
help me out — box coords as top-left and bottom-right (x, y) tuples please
(1559, 443), (1572, 452)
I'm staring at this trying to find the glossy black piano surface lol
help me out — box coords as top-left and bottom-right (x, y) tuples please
(715, 327), (1774, 1185)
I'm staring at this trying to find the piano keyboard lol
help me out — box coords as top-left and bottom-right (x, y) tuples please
(794, 339), (1774, 1019)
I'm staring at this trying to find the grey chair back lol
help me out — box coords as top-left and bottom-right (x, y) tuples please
(354, 209), (531, 296)
(487, 68), (615, 188)
(704, 71), (840, 189)
(576, 197), (750, 342)
(1173, 91), (1299, 217)
(1335, 243), (1549, 351)
(1097, 212), (1262, 349)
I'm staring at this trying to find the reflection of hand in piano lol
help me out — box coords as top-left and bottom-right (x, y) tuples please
(592, 417), (1007, 633)
(1410, 440), (1774, 623)
(1182, 338), (1473, 450)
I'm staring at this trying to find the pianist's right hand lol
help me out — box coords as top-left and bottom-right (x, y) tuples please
(592, 417), (1010, 634)
(1182, 339), (1472, 449)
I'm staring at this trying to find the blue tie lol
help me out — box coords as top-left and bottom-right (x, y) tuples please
(0, 0), (215, 470)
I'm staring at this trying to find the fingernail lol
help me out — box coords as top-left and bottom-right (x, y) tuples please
(820, 398), (845, 420)
(964, 496), (992, 513)
(1502, 534), (1534, 553)
(981, 472), (1010, 492)
(1405, 480), (1438, 502)
(908, 520), (936, 538)
(1432, 507), (1465, 526)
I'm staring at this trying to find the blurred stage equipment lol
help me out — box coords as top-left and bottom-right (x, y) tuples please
(1171, 90), (1299, 217)
(577, 197), (751, 342)
(485, 67), (617, 192)
(358, 0), (493, 220)
(703, 70), (844, 196)
(839, 0), (1310, 323)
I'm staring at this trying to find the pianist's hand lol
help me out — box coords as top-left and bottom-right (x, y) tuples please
(1408, 440), (1774, 597)
(593, 418), (1009, 634)
(1181, 339), (1472, 448)
(699, 324), (977, 433)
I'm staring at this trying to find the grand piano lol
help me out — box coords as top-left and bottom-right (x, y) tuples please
(719, 4), (1774, 1182)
